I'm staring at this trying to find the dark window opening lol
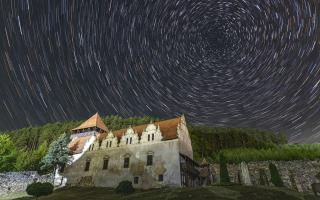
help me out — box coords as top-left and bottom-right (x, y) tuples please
(148, 134), (150, 141)
(134, 177), (139, 184)
(109, 141), (112, 147)
(126, 138), (128, 144)
(84, 160), (90, 171)
(124, 157), (130, 168)
(147, 155), (153, 166)
(152, 134), (154, 141)
(130, 137), (132, 144)
(103, 159), (109, 170)
(159, 174), (163, 182)
(106, 141), (109, 148)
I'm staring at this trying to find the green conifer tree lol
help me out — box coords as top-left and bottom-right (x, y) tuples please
(40, 133), (71, 181)
(269, 163), (284, 187)
(219, 153), (230, 184)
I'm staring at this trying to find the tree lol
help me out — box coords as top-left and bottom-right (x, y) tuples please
(219, 153), (230, 184)
(0, 135), (17, 172)
(277, 132), (288, 144)
(269, 163), (284, 187)
(26, 182), (53, 199)
(115, 181), (134, 195)
(40, 133), (71, 181)
(15, 141), (48, 171)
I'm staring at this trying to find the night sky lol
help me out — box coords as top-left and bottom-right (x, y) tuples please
(0, 0), (319, 143)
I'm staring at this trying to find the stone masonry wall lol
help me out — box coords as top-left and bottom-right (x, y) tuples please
(0, 171), (52, 196)
(211, 160), (320, 193)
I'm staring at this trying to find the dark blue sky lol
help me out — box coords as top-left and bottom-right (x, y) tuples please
(0, 0), (320, 143)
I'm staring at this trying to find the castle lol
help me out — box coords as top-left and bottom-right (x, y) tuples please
(62, 113), (202, 188)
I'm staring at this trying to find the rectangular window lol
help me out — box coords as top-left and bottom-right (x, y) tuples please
(148, 134), (150, 141)
(109, 141), (112, 147)
(124, 157), (130, 168)
(159, 174), (163, 182)
(147, 155), (153, 166)
(103, 159), (109, 170)
(106, 141), (109, 148)
(152, 134), (154, 141)
(126, 138), (128, 144)
(130, 137), (132, 144)
(84, 161), (90, 171)
(134, 177), (139, 184)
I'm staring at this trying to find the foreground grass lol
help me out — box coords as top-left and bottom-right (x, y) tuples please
(10, 185), (320, 200)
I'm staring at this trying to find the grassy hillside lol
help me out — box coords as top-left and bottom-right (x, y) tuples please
(12, 186), (320, 200)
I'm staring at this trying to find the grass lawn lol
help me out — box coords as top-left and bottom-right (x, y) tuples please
(10, 185), (320, 200)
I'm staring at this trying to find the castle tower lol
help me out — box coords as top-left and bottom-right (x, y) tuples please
(72, 112), (108, 134)
(69, 113), (108, 154)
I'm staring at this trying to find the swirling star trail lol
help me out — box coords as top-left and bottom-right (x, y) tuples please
(0, 0), (320, 143)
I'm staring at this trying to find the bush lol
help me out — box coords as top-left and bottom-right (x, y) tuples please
(219, 153), (230, 184)
(26, 182), (54, 198)
(115, 181), (134, 195)
(269, 163), (284, 187)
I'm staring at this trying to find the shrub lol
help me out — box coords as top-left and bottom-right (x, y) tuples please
(26, 182), (53, 198)
(219, 153), (230, 184)
(269, 163), (284, 187)
(115, 181), (134, 195)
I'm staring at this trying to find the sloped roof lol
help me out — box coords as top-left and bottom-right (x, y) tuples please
(99, 116), (182, 141)
(68, 135), (93, 154)
(72, 113), (108, 132)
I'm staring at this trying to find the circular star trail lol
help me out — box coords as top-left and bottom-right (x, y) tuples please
(0, 0), (320, 142)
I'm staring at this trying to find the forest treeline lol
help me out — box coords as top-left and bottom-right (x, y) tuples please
(0, 115), (318, 173)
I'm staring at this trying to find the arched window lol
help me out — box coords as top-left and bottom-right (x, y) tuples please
(103, 156), (109, 170)
(147, 151), (154, 166)
(123, 154), (130, 168)
(84, 159), (91, 171)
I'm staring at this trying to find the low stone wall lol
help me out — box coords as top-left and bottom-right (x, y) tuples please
(0, 171), (52, 196)
(211, 160), (320, 193)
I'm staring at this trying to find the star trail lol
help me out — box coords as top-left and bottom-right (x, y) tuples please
(0, 0), (320, 142)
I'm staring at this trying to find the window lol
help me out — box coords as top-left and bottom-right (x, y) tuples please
(109, 141), (112, 147)
(106, 141), (109, 148)
(147, 155), (153, 166)
(130, 137), (132, 144)
(152, 134), (154, 141)
(124, 157), (130, 168)
(103, 158), (109, 170)
(126, 138), (129, 144)
(158, 174), (163, 182)
(148, 134), (150, 141)
(84, 160), (91, 171)
(134, 177), (139, 184)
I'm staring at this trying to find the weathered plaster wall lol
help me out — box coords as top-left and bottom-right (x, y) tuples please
(63, 139), (181, 189)
(211, 160), (320, 192)
(177, 116), (193, 159)
(0, 171), (52, 196)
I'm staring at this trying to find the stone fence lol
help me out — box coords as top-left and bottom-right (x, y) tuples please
(0, 171), (52, 196)
(211, 160), (320, 193)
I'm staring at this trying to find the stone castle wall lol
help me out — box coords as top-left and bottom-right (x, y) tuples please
(64, 139), (182, 189)
(0, 171), (52, 196)
(211, 160), (320, 192)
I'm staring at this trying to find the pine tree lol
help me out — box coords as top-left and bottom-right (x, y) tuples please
(0, 135), (17, 172)
(40, 133), (71, 181)
(219, 153), (230, 184)
(269, 163), (284, 187)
